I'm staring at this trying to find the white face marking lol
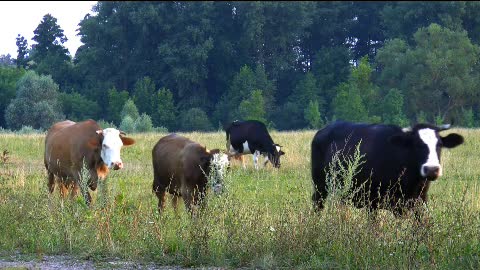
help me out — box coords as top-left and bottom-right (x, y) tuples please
(275, 145), (281, 152)
(209, 153), (230, 194)
(100, 128), (124, 169)
(242, 141), (252, 154)
(418, 128), (442, 177)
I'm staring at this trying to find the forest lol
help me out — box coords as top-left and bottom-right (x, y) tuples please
(1, 1), (480, 132)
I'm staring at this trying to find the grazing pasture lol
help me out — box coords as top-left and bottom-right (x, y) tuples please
(0, 130), (479, 269)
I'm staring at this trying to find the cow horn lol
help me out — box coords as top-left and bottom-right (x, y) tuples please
(439, 124), (451, 131)
(96, 129), (103, 135)
(119, 130), (127, 136)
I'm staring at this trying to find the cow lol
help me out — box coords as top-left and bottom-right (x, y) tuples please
(225, 120), (285, 169)
(311, 121), (464, 216)
(44, 119), (135, 205)
(152, 134), (229, 216)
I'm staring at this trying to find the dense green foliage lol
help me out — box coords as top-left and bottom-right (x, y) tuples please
(2, 2), (480, 131)
(4, 71), (64, 130)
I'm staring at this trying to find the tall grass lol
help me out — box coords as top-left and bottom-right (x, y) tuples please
(0, 130), (479, 269)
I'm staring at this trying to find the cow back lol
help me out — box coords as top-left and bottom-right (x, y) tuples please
(44, 119), (103, 179)
(152, 134), (210, 194)
(226, 120), (275, 152)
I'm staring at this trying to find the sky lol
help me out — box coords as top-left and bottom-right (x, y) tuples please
(0, 1), (97, 58)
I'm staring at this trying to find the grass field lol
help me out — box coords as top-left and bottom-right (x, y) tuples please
(0, 129), (479, 269)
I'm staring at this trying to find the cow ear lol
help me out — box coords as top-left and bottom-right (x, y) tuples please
(121, 136), (135, 146)
(441, 133), (464, 148)
(279, 150), (285, 156)
(209, 148), (221, 154)
(389, 134), (413, 147)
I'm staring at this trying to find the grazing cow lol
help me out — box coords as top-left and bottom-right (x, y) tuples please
(225, 120), (285, 169)
(311, 121), (464, 216)
(44, 119), (135, 205)
(152, 134), (229, 215)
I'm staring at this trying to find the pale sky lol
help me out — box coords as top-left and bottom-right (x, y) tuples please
(0, 1), (97, 58)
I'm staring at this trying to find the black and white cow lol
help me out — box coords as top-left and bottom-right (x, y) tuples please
(225, 120), (285, 169)
(311, 121), (464, 215)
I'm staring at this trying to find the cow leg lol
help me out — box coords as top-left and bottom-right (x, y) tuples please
(182, 189), (195, 216)
(47, 172), (55, 193)
(153, 185), (167, 214)
(240, 155), (246, 169)
(71, 182), (80, 199)
(253, 151), (260, 170)
(183, 187), (205, 217)
(58, 182), (69, 199)
(312, 181), (328, 212)
(263, 154), (269, 168)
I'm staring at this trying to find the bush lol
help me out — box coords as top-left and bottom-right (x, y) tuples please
(121, 99), (140, 121)
(180, 108), (213, 131)
(119, 116), (135, 133)
(16, 125), (43, 134)
(5, 71), (64, 130)
(134, 113), (153, 132)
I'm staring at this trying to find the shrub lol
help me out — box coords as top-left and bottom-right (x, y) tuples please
(134, 113), (153, 132)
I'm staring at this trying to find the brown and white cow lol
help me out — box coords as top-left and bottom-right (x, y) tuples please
(152, 134), (229, 216)
(44, 119), (135, 205)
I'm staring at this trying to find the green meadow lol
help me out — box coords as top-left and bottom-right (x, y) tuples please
(0, 130), (479, 269)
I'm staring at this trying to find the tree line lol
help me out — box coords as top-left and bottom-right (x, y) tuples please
(1, 1), (480, 132)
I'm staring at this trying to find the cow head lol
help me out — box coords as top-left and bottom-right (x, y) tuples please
(201, 148), (230, 195)
(268, 144), (285, 168)
(389, 124), (464, 181)
(96, 128), (135, 170)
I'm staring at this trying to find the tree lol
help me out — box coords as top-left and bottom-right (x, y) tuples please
(133, 76), (156, 116)
(120, 99), (140, 121)
(330, 56), (380, 123)
(152, 87), (177, 131)
(304, 100), (323, 129)
(376, 23), (480, 123)
(331, 82), (369, 122)
(180, 108), (213, 131)
(5, 71), (64, 130)
(119, 115), (135, 133)
(0, 54), (15, 67)
(15, 35), (29, 69)
(312, 46), (351, 113)
(107, 87), (130, 125)
(30, 14), (72, 91)
(282, 72), (322, 129)
(381, 2), (466, 43)
(214, 65), (256, 124)
(238, 89), (267, 123)
(0, 67), (26, 127)
(214, 64), (276, 125)
(381, 88), (408, 126)
(134, 113), (154, 132)
(59, 92), (99, 121)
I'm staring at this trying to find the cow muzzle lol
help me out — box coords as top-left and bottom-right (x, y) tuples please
(421, 165), (441, 180)
(111, 161), (124, 170)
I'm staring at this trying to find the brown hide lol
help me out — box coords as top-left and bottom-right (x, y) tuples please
(44, 119), (133, 205)
(152, 134), (214, 215)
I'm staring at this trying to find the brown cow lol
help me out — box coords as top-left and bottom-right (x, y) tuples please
(44, 119), (135, 205)
(152, 134), (229, 215)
